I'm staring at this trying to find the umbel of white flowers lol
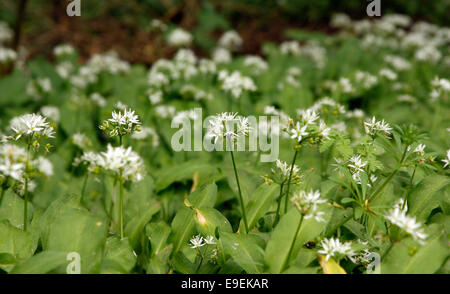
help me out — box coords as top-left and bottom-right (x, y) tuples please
(205, 112), (251, 145)
(290, 189), (327, 222)
(99, 108), (141, 138)
(9, 113), (55, 149)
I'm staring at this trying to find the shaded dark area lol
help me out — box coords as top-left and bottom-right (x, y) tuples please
(0, 0), (449, 64)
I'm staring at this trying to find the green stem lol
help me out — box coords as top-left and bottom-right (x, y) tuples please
(23, 143), (31, 231)
(80, 173), (89, 206)
(119, 135), (123, 146)
(283, 213), (303, 271)
(230, 150), (248, 234)
(119, 172), (124, 239)
(0, 185), (5, 206)
(370, 145), (408, 201)
(284, 149), (299, 214)
(273, 182), (285, 227)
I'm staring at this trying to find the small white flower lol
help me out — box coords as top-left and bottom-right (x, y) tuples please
(348, 155), (368, 174)
(206, 112), (250, 144)
(364, 116), (392, 136)
(273, 159), (300, 180)
(204, 235), (216, 245)
(386, 200), (427, 244)
(442, 150), (450, 168)
(291, 190), (327, 221)
(212, 47), (232, 64)
(190, 234), (205, 248)
(53, 44), (75, 57)
(413, 144), (426, 156)
(290, 122), (309, 142)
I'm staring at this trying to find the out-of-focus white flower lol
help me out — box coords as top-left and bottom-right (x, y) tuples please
(72, 132), (91, 150)
(204, 235), (216, 245)
(384, 55), (411, 71)
(150, 19), (167, 31)
(167, 28), (192, 47)
(243, 55), (268, 75)
(218, 70), (256, 98)
(155, 105), (176, 119)
(413, 144), (426, 156)
(415, 46), (441, 63)
(148, 89), (163, 105)
(0, 22), (13, 45)
(40, 106), (60, 123)
(131, 126), (159, 147)
(198, 58), (217, 74)
(55, 61), (74, 79)
(35, 156), (53, 176)
(53, 44), (75, 57)
(379, 68), (398, 81)
(280, 41), (301, 56)
(218, 30), (242, 51)
(212, 47), (232, 64)
(90, 93), (107, 107)
(330, 13), (352, 29)
(0, 47), (17, 64)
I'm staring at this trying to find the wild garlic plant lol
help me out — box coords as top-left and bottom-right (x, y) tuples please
(99, 108), (144, 239)
(206, 112), (251, 233)
(6, 113), (55, 230)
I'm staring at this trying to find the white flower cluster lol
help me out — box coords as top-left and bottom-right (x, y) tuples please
(268, 159), (302, 185)
(430, 76), (450, 101)
(290, 190), (327, 222)
(318, 237), (355, 261)
(26, 78), (52, 100)
(243, 55), (268, 75)
(218, 30), (242, 51)
(72, 132), (91, 150)
(206, 112), (250, 144)
(167, 28), (192, 47)
(179, 85), (213, 101)
(212, 47), (232, 64)
(131, 126), (159, 147)
(9, 113), (55, 141)
(100, 109), (141, 137)
(78, 144), (145, 182)
(385, 199), (427, 244)
(69, 52), (130, 89)
(0, 47), (17, 64)
(53, 44), (75, 57)
(218, 70), (257, 99)
(278, 66), (302, 90)
(189, 234), (216, 249)
(0, 21), (13, 45)
(364, 116), (392, 137)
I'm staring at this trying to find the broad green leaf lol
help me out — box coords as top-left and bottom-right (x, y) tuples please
(194, 207), (232, 236)
(154, 161), (217, 192)
(101, 237), (136, 274)
(0, 220), (34, 269)
(239, 183), (279, 232)
(169, 183), (217, 253)
(146, 221), (171, 256)
(220, 231), (265, 274)
(0, 190), (33, 229)
(408, 175), (449, 222)
(265, 206), (331, 273)
(10, 251), (68, 274)
(124, 200), (160, 249)
(44, 208), (106, 273)
(381, 225), (448, 274)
